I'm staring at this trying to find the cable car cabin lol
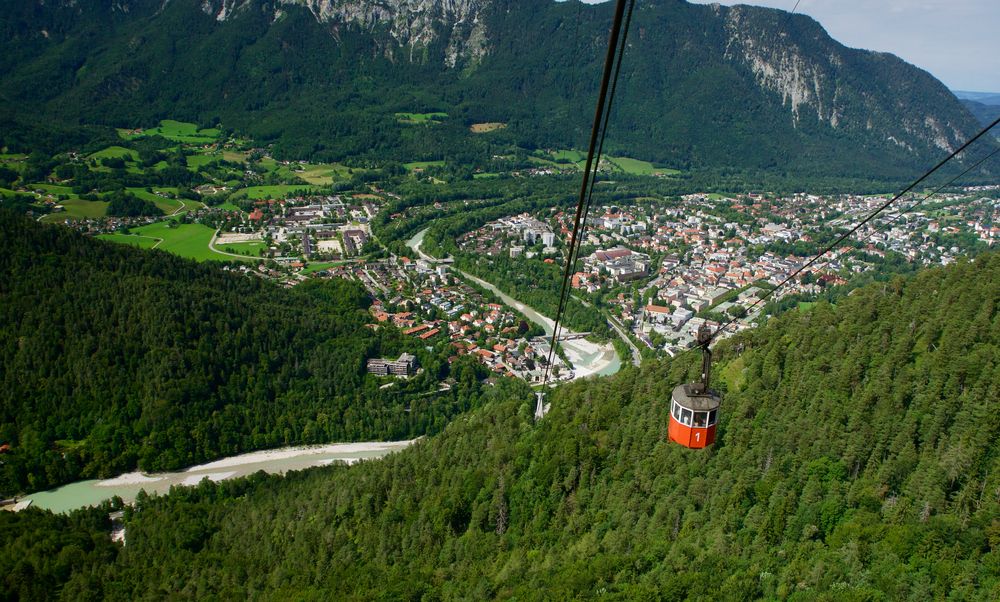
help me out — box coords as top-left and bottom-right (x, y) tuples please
(668, 323), (721, 449)
(668, 383), (720, 448)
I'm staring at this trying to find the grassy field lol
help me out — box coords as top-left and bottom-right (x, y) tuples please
(88, 146), (139, 161)
(470, 122), (507, 133)
(96, 233), (161, 249)
(0, 156), (25, 175)
(526, 155), (561, 168)
(222, 151), (247, 163)
(27, 184), (75, 196)
(290, 163), (353, 185)
(214, 201), (243, 212)
(219, 241), (266, 257)
(40, 199), (110, 222)
(532, 149), (681, 176)
(120, 120), (221, 144)
(404, 160), (446, 172)
(125, 188), (204, 215)
(126, 221), (243, 261)
(186, 153), (219, 169)
(396, 112), (447, 124)
(551, 149), (587, 163)
(302, 261), (343, 274)
(232, 185), (319, 200)
(606, 156), (663, 176)
(207, 154), (352, 186)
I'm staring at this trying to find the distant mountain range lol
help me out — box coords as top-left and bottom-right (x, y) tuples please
(952, 90), (1000, 105)
(952, 91), (1000, 131)
(0, 0), (989, 177)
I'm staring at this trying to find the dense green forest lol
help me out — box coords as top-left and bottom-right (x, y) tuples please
(0, 0), (989, 178)
(3, 252), (996, 600)
(0, 211), (490, 494)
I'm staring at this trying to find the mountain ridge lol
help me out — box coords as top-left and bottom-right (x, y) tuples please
(0, 0), (988, 176)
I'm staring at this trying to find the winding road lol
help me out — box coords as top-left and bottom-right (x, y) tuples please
(405, 228), (621, 379)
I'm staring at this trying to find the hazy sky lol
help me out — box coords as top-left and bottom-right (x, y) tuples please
(582, 0), (1000, 92)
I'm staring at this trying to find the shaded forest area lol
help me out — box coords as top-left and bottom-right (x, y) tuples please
(4, 252), (997, 600)
(0, 211), (489, 494)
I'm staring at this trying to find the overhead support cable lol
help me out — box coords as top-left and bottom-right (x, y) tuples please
(709, 116), (1000, 344)
(543, 0), (636, 386)
(812, 143), (1000, 276)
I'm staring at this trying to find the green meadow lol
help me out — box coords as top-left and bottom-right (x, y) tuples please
(40, 199), (110, 222)
(96, 233), (161, 249)
(289, 163), (353, 185)
(395, 112), (447, 124)
(550, 149), (587, 163)
(605, 156), (677, 176)
(119, 120), (221, 144)
(88, 146), (139, 161)
(301, 261), (343, 274)
(532, 149), (681, 176)
(222, 151), (247, 163)
(185, 153), (219, 169)
(232, 185), (320, 200)
(124, 188), (204, 215)
(404, 160), (446, 171)
(214, 201), (243, 212)
(125, 221), (243, 261)
(27, 184), (74, 196)
(220, 241), (266, 257)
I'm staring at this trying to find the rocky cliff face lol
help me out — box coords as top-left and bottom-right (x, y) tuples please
(201, 0), (489, 66)
(0, 0), (987, 174)
(719, 4), (969, 153)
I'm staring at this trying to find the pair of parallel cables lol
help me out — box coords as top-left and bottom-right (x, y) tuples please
(542, 0), (637, 386)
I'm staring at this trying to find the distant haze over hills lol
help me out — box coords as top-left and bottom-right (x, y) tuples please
(951, 90), (1000, 130)
(952, 91), (1000, 105)
(0, 0), (990, 177)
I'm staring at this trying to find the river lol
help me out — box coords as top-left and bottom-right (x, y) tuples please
(404, 228), (621, 378)
(20, 440), (415, 514)
(22, 227), (614, 514)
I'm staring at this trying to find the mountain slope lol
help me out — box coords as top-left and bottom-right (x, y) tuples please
(0, 211), (482, 495)
(6, 252), (998, 600)
(0, 0), (986, 177)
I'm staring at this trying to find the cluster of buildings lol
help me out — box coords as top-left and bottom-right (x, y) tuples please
(833, 192), (1000, 264)
(248, 195), (379, 260)
(320, 253), (567, 382)
(458, 212), (560, 259)
(487, 189), (997, 356)
(572, 247), (650, 292)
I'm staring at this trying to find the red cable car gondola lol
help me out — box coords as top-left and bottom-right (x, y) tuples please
(669, 324), (721, 449)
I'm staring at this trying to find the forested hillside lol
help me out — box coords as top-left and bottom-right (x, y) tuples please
(5, 252), (997, 600)
(0, 211), (486, 495)
(0, 0), (987, 177)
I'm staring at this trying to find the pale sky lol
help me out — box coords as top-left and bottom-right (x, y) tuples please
(581, 0), (1000, 92)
